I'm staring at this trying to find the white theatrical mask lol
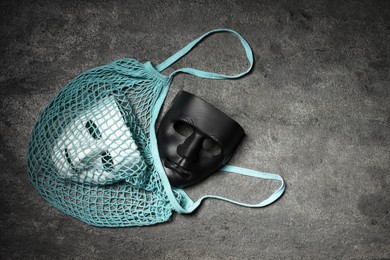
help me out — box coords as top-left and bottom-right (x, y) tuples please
(51, 96), (145, 185)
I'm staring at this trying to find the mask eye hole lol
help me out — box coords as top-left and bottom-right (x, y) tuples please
(101, 151), (114, 171)
(85, 120), (102, 140)
(173, 121), (194, 137)
(202, 138), (221, 156)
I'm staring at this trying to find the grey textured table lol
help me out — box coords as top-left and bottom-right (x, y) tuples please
(1, 0), (389, 259)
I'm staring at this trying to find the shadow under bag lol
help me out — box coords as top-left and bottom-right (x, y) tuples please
(27, 29), (285, 227)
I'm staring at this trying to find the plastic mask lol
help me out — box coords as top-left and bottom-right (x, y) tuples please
(158, 91), (244, 188)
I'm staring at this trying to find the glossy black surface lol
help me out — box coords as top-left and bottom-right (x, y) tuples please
(157, 91), (245, 188)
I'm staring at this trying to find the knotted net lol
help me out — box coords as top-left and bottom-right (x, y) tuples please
(27, 58), (180, 227)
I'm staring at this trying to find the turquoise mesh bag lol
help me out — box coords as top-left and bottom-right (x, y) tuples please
(27, 29), (285, 227)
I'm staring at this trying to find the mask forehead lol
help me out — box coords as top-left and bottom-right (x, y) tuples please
(169, 91), (244, 148)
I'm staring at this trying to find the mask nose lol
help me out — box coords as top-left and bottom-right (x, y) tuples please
(177, 132), (204, 166)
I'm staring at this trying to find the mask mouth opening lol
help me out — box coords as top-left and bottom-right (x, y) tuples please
(64, 148), (76, 170)
(163, 159), (191, 179)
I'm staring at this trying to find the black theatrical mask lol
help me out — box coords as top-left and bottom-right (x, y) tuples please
(157, 91), (245, 188)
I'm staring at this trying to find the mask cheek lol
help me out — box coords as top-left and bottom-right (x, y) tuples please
(190, 150), (222, 172)
(67, 142), (104, 168)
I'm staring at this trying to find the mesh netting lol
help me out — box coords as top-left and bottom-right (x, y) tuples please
(27, 58), (180, 227)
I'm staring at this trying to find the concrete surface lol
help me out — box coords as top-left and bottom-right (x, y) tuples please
(1, 0), (389, 259)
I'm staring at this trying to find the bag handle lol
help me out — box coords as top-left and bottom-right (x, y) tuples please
(150, 29), (285, 214)
(156, 29), (254, 79)
(173, 165), (285, 214)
